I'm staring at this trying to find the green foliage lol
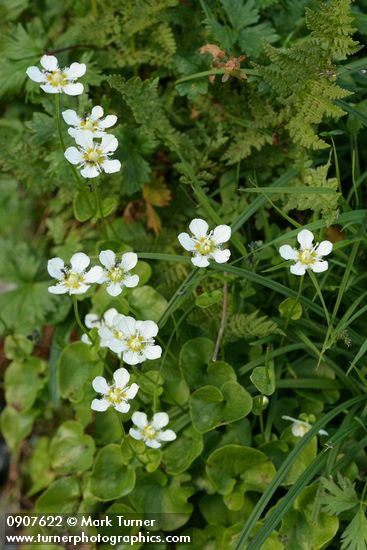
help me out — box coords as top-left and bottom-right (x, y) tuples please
(0, 0), (366, 548)
(225, 310), (284, 342)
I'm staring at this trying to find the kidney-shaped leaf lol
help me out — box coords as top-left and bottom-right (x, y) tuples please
(90, 444), (136, 501)
(50, 420), (95, 475)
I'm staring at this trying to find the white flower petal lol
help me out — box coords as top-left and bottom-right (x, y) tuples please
(152, 412), (169, 430)
(75, 131), (94, 149)
(123, 349), (140, 365)
(64, 146), (83, 165)
(116, 316), (136, 336)
(90, 105), (104, 120)
(297, 229), (314, 250)
(84, 266), (104, 283)
(62, 83), (84, 96)
(102, 159), (121, 174)
(106, 282), (122, 296)
(99, 249), (116, 269)
(282, 415), (299, 423)
(145, 438), (161, 448)
(69, 284), (89, 295)
(292, 422), (310, 437)
(192, 255), (210, 268)
(109, 340), (126, 354)
(65, 62), (86, 79)
(279, 245), (298, 261)
(70, 252), (90, 273)
(211, 248), (230, 264)
(114, 402), (130, 413)
(103, 308), (119, 326)
(85, 313), (100, 329)
(101, 134), (118, 152)
(189, 218), (209, 238)
(212, 224), (231, 244)
(132, 411), (148, 429)
(126, 383), (139, 399)
(98, 325), (114, 341)
(40, 84), (60, 94)
(158, 429), (176, 441)
(80, 165), (100, 178)
(317, 240), (333, 257)
(62, 109), (81, 126)
(129, 428), (143, 440)
(120, 252), (138, 272)
(48, 284), (67, 294)
(99, 114), (117, 128)
(123, 275), (139, 288)
(26, 66), (45, 83)
(318, 429), (329, 436)
(47, 257), (65, 279)
(139, 320), (158, 339)
(92, 376), (109, 395)
(113, 368), (130, 389)
(40, 55), (58, 71)
(311, 260), (328, 273)
(178, 232), (196, 251)
(91, 398), (110, 411)
(81, 334), (91, 345)
(144, 345), (162, 360)
(290, 262), (306, 276)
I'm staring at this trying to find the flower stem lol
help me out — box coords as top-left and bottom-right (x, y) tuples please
(212, 273), (228, 361)
(93, 182), (108, 240)
(72, 296), (113, 375)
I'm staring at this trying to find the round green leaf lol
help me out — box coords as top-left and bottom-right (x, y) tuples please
(128, 285), (167, 322)
(163, 426), (204, 475)
(73, 190), (96, 222)
(4, 334), (33, 360)
(206, 445), (276, 511)
(57, 342), (103, 403)
(50, 420), (95, 475)
(28, 437), (55, 497)
(279, 298), (302, 320)
(250, 364), (275, 396)
(35, 477), (81, 513)
(1, 406), (36, 451)
(5, 357), (44, 411)
(90, 444), (136, 501)
(190, 382), (252, 433)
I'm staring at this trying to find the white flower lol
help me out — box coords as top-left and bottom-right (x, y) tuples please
(178, 218), (231, 268)
(62, 106), (117, 138)
(81, 308), (119, 345)
(47, 252), (103, 295)
(26, 55), (86, 95)
(98, 250), (139, 297)
(129, 411), (176, 448)
(91, 368), (139, 414)
(282, 416), (328, 438)
(99, 315), (162, 365)
(64, 131), (121, 179)
(279, 229), (333, 276)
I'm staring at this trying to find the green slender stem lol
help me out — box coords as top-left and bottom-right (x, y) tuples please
(308, 271), (331, 328)
(175, 67), (259, 84)
(91, 0), (97, 17)
(73, 297), (113, 375)
(93, 182), (108, 239)
(283, 275), (304, 337)
(55, 94), (66, 151)
(158, 268), (200, 328)
(153, 305), (195, 413)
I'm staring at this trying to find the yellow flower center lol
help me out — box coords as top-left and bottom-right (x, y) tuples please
(113, 330), (125, 340)
(46, 70), (67, 87)
(63, 272), (85, 289)
(107, 387), (126, 405)
(194, 237), (215, 256)
(141, 424), (157, 440)
(298, 249), (316, 266)
(80, 119), (98, 131)
(83, 148), (103, 164)
(107, 266), (124, 283)
(127, 335), (144, 351)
